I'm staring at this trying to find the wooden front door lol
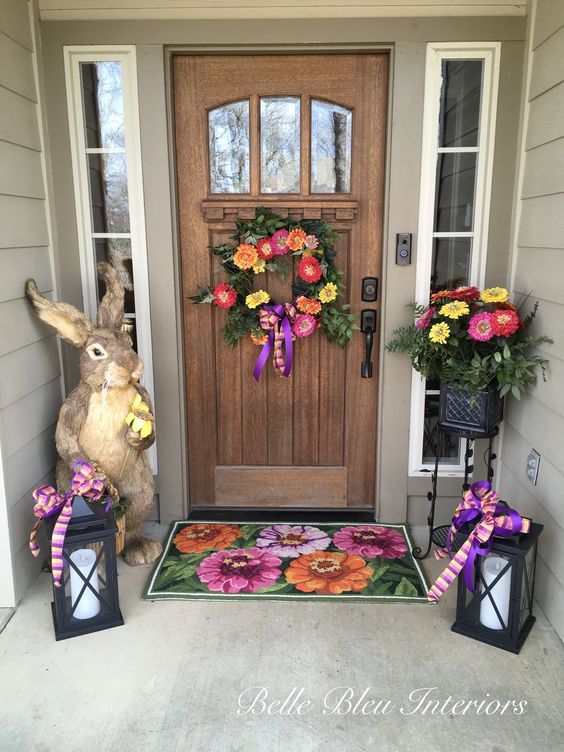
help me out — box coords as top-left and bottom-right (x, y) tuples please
(174, 54), (388, 508)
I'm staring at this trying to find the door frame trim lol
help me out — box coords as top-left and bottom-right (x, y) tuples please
(165, 43), (395, 519)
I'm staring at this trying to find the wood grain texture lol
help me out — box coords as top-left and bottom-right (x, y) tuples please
(215, 465), (346, 506)
(174, 53), (387, 508)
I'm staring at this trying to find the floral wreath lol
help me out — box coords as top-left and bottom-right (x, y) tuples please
(191, 208), (355, 380)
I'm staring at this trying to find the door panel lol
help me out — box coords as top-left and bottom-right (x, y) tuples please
(174, 54), (388, 508)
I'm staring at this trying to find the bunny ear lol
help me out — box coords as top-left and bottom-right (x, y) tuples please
(96, 261), (125, 331)
(25, 280), (93, 348)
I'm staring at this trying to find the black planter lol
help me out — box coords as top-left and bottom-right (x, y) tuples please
(439, 383), (504, 436)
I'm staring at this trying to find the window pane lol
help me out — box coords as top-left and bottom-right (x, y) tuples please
(80, 62), (125, 149)
(208, 101), (250, 193)
(435, 152), (476, 232)
(422, 393), (460, 465)
(311, 100), (352, 193)
(439, 60), (483, 148)
(431, 237), (472, 293)
(94, 238), (137, 349)
(260, 97), (300, 194)
(89, 152), (130, 233)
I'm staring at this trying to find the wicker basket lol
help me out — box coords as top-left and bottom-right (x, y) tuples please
(115, 514), (126, 555)
(87, 514), (126, 563)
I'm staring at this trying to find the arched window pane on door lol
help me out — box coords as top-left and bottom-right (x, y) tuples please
(311, 99), (352, 193)
(260, 97), (300, 193)
(208, 100), (250, 193)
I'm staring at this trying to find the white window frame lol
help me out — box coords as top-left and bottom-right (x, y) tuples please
(409, 42), (501, 477)
(64, 45), (156, 472)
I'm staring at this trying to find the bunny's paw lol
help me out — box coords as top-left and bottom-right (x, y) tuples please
(123, 537), (162, 566)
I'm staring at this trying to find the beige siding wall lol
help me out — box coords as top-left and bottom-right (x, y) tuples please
(0, 0), (61, 606)
(498, 0), (564, 640)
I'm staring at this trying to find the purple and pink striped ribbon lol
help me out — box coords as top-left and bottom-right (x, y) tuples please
(427, 480), (531, 602)
(253, 303), (296, 381)
(29, 460), (108, 588)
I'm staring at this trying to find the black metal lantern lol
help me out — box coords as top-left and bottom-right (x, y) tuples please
(44, 496), (123, 640)
(451, 521), (543, 653)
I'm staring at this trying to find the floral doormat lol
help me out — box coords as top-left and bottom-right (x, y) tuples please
(144, 522), (431, 603)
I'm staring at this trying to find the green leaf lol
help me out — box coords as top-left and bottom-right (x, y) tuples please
(257, 580), (293, 594)
(511, 385), (522, 400)
(494, 352), (502, 363)
(503, 344), (511, 359)
(370, 563), (389, 580)
(394, 577), (419, 597)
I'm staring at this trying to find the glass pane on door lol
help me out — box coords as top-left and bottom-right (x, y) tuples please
(311, 99), (352, 193)
(260, 97), (300, 193)
(208, 100), (250, 194)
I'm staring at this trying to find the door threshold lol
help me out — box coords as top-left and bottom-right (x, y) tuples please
(187, 507), (377, 523)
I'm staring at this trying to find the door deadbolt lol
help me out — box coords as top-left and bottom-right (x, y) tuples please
(361, 277), (378, 302)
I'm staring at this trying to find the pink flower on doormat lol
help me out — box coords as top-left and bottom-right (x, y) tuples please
(333, 526), (408, 559)
(255, 524), (331, 558)
(196, 547), (282, 593)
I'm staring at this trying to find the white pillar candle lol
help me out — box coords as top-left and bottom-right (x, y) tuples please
(70, 549), (100, 620)
(479, 554), (511, 630)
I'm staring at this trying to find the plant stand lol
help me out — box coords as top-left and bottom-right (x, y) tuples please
(412, 424), (499, 560)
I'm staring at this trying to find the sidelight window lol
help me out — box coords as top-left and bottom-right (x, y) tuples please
(64, 46), (155, 469)
(410, 43), (500, 476)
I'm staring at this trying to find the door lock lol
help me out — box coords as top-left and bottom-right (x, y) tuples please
(361, 277), (378, 302)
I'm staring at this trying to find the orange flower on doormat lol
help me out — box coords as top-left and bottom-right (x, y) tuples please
(284, 551), (372, 595)
(173, 523), (242, 553)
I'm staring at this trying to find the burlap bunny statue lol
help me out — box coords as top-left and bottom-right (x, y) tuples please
(25, 262), (162, 565)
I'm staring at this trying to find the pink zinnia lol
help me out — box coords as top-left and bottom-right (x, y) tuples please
(333, 526), (408, 559)
(255, 525), (331, 558)
(468, 311), (495, 341)
(416, 307), (434, 330)
(304, 234), (319, 250)
(196, 547), (282, 594)
(271, 229), (289, 255)
(293, 314), (316, 338)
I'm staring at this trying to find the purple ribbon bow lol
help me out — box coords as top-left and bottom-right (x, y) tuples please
(428, 480), (529, 600)
(253, 303), (296, 381)
(29, 460), (109, 587)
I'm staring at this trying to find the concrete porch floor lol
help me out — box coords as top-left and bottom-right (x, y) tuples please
(0, 524), (563, 752)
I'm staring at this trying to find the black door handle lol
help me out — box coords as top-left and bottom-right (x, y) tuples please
(360, 309), (377, 379)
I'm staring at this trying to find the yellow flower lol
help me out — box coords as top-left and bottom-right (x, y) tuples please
(429, 322), (450, 345)
(245, 290), (270, 309)
(126, 393), (154, 439)
(318, 283), (338, 304)
(481, 287), (509, 303)
(439, 300), (470, 319)
(252, 259), (266, 275)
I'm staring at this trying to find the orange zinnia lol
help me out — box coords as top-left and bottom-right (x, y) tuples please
(287, 228), (307, 251)
(430, 289), (452, 304)
(296, 296), (322, 315)
(233, 243), (258, 270)
(173, 523), (242, 553)
(284, 551), (372, 595)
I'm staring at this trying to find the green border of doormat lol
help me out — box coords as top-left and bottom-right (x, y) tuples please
(143, 521), (433, 604)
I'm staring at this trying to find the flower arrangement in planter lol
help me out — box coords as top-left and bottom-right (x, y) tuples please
(387, 285), (551, 433)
